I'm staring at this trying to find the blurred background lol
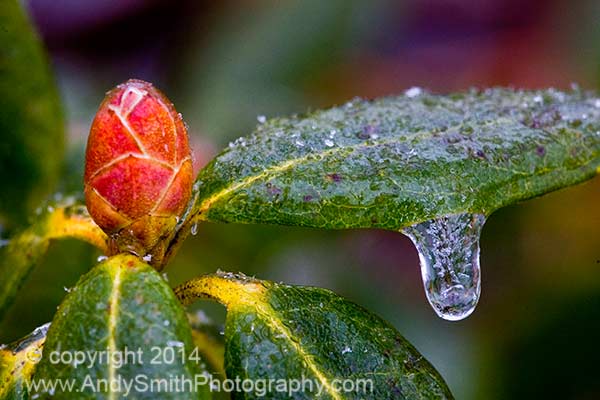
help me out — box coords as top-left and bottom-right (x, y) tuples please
(2, 0), (600, 398)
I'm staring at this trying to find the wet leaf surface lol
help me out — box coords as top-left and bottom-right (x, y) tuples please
(35, 254), (211, 399)
(176, 272), (454, 399)
(0, 323), (48, 399)
(189, 89), (600, 232)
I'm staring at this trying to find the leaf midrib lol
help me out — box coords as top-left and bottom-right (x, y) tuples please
(106, 266), (122, 400)
(245, 300), (344, 400)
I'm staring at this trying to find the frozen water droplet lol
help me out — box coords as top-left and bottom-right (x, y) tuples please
(404, 87), (423, 98)
(533, 95), (543, 103)
(257, 115), (266, 124)
(163, 320), (170, 326)
(32, 322), (51, 337)
(97, 255), (108, 262)
(594, 99), (600, 108)
(403, 213), (485, 321)
(0, 239), (9, 248)
(295, 140), (305, 147)
(63, 286), (71, 293)
(228, 137), (247, 149)
(341, 346), (352, 355)
(324, 139), (334, 147)
(190, 222), (198, 236)
(143, 254), (152, 262)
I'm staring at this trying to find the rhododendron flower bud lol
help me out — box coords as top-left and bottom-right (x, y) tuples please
(84, 79), (193, 259)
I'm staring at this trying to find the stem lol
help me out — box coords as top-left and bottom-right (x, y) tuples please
(174, 272), (265, 308)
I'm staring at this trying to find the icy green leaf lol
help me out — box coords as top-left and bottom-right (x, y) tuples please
(34, 254), (211, 399)
(0, 323), (48, 399)
(176, 273), (454, 399)
(189, 88), (600, 232)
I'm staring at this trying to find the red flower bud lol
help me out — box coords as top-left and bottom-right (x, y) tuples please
(84, 79), (193, 258)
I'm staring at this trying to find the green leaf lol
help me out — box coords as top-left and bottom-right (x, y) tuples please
(190, 88), (600, 231)
(0, 323), (48, 399)
(0, 0), (64, 228)
(176, 273), (454, 399)
(0, 198), (108, 321)
(34, 254), (211, 399)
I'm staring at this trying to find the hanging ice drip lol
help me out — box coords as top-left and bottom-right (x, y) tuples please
(403, 213), (486, 321)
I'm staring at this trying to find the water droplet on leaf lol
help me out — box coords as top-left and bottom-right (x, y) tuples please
(191, 222), (198, 236)
(257, 115), (266, 124)
(32, 322), (51, 337)
(404, 87), (423, 98)
(403, 213), (485, 321)
(97, 255), (108, 262)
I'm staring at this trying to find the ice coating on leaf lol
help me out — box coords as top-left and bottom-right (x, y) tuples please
(192, 88), (600, 233)
(403, 213), (485, 321)
(0, 322), (49, 398)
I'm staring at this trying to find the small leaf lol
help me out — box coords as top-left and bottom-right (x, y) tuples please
(34, 254), (211, 399)
(0, 323), (48, 399)
(0, 198), (109, 320)
(189, 89), (600, 232)
(176, 273), (454, 399)
(0, 0), (64, 227)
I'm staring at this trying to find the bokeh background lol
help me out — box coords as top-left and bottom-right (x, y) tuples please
(2, 0), (600, 398)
